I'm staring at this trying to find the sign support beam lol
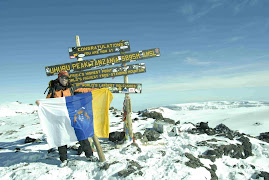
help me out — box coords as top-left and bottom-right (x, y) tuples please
(121, 47), (134, 142)
(75, 35), (106, 162)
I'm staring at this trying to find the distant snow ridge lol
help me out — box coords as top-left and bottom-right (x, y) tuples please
(164, 101), (269, 111)
(0, 102), (37, 117)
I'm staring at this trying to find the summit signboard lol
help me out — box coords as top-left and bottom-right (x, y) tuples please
(68, 40), (130, 59)
(45, 48), (160, 76)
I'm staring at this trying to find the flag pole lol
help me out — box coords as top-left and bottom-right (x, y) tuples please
(75, 35), (106, 162)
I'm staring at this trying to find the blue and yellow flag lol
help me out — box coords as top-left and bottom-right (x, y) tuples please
(38, 88), (113, 148)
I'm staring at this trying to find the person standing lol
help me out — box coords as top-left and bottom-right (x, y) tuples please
(36, 70), (97, 166)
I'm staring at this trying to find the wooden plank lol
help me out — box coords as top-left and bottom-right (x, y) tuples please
(69, 63), (146, 83)
(45, 48), (160, 76)
(68, 40), (130, 59)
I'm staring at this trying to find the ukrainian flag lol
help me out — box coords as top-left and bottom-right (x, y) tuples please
(38, 88), (113, 148)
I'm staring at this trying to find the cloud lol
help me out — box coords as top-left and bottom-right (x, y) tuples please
(181, 4), (194, 16)
(171, 50), (190, 55)
(179, 1), (223, 22)
(146, 71), (269, 93)
(184, 57), (213, 66)
(225, 36), (244, 43)
(234, 0), (259, 14)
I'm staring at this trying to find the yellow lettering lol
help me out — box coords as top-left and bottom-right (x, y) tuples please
(77, 63), (81, 70)
(50, 65), (71, 74)
(84, 52), (91, 56)
(72, 64), (77, 69)
(92, 51), (99, 55)
(115, 71), (127, 76)
(144, 51), (150, 57)
(102, 59), (106, 65)
(101, 69), (112, 73)
(144, 50), (156, 57)
(100, 49), (107, 54)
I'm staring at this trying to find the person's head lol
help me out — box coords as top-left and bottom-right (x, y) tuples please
(58, 71), (69, 86)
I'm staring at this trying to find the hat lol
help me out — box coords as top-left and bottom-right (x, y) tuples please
(58, 71), (69, 79)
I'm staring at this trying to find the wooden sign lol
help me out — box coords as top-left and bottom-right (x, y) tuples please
(68, 40), (130, 59)
(69, 63), (146, 83)
(45, 48), (160, 76)
(74, 83), (142, 93)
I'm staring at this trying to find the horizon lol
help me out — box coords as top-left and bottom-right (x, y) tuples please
(1, 0), (269, 111)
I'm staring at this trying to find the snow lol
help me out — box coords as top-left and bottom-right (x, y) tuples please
(0, 101), (268, 179)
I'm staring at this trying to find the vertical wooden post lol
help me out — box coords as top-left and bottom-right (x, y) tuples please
(121, 47), (134, 141)
(75, 35), (106, 162)
(75, 35), (83, 62)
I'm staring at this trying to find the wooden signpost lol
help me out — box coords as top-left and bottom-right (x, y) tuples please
(44, 35), (161, 162)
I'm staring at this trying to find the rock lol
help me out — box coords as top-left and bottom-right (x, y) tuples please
(141, 111), (163, 120)
(162, 118), (175, 125)
(118, 159), (143, 177)
(159, 150), (166, 156)
(200, 137), (253, 161)
(253, 122), (262, 126)
(222, 144), (244, 159)
(210, 164), (217, 172)
(214, 123), (233, 134)
(238, 136), (253, 158)
(198, 154), (216, 162)
(19, 125), (25, 129)
(24, 136), (38, 143)
(130, 143), (142, 153)
(259, 132), (269, 143)
(109, 131), (125, 143)
(115, 115), (121, 117)
(175, 120), (180, 125)
(143, 129), (160, 141)
(205, 150), (217, 156)
(133, 117), (139, 121)
(15, 148), (21, 152)
(205, 129), (216, 136)
(140, 136), (148, 144)
(31, 110), (37, 114)
(99, 161), (119, 170)
(185, 153), (203, 168)
(47, 148), (56, 153)
(121, 143), (141, 155)
(134, 132), (143, 140)
(197, 122), (209, 130)
(109, 107), (115, 110)
(204, 166), (218, 180)
(257, 171), (269, 180)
